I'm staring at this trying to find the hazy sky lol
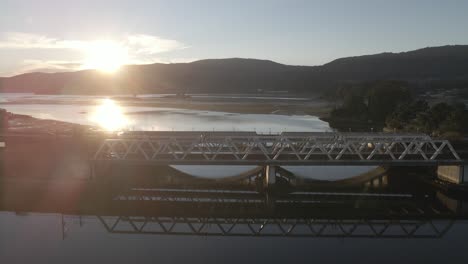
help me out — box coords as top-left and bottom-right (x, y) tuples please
(1, 0), (468, 76)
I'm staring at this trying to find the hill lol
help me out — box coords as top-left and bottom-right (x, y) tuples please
(1, 45), (468, 95)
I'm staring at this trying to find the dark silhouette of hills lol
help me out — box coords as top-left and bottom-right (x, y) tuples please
(1, 45), (468, 95)
(322, 45), (468, 80)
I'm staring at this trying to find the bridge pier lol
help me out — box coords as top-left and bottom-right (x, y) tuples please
(437, 165), (467, 184)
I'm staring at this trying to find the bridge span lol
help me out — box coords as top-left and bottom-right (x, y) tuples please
(93, 131), (464, 166)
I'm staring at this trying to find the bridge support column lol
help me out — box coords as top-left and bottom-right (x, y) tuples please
(265, 165), (277, 186)
(437, 165), (467, 184)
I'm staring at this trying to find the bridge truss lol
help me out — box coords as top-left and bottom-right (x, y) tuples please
(93, 132), (462, 165)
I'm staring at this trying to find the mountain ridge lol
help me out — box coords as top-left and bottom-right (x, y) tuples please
(1, 45), (468, 95)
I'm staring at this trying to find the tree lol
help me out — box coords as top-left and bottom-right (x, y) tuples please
(367, 81), (412, 121)
(386, 99), (468, 136)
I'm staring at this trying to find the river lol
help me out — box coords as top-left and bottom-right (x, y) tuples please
(1, 94), (468, 264)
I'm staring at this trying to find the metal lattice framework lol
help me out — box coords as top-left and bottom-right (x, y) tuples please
(97, 216), (454, 238)
(60, 186), (459, 239)
(93, 132), (462, 165)
(114, 189), (414, 205)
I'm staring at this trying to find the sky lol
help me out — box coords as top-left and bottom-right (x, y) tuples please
(1, 0), (468, 76)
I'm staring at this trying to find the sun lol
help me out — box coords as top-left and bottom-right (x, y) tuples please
(82, 40), (129, 73)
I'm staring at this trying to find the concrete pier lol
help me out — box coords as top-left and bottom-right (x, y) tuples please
(437, 165), (467, 184)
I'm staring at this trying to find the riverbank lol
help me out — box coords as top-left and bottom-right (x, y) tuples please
(320, 116), (384, 132)
(1, 110), (93, 134)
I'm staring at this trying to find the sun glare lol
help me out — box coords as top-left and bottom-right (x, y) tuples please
(89, 99), (128, 131)
(82, 40), (129, 73)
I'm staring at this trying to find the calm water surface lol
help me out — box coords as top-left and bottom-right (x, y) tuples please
(1, 103), (330, 133)
(0, 212), (467, 264)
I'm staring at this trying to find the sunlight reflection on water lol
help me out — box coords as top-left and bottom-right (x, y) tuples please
(88, 99), (129, 131)
(2, 101), (331, 133)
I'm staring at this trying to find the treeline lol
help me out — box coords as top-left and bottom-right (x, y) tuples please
(327, 80), (468, 137)
(329, 80), (412, 122)
(386, 101), (468, 137)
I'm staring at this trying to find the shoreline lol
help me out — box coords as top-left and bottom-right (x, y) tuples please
(1, 110), (93, 134)
(0, 94), (333, 118)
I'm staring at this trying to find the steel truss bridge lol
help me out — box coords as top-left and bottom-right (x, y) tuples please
(93, 132), (463, 165)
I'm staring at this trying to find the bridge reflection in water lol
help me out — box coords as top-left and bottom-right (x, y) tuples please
(97, 216), (454, 238)
(3, 171), (467, 240)
(2, 172), (465, 242)
(55, 188), (463, 239)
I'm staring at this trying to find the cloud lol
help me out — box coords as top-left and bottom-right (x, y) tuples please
(126, 34), (187, 54)
(0, 32), (188, 74)
(0, 32), (83, 49)
(14, 59), (83, 74)
(0, 32), (185, 53)
(0, 32), (58, 49)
